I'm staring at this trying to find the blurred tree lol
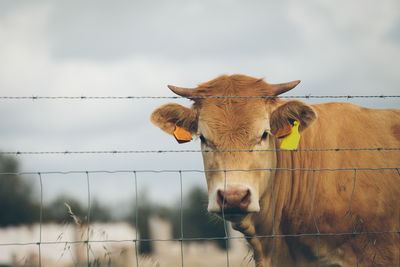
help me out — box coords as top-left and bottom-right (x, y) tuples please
(90, 199), (112, 222)
(0, 154), (40, 226)
(171, 186), (227, 249)
(126, 189), (153, 254)
(137, 201), (153, 254)
(44, 195), (85, 223)
(44, 195), (112, 223)
(127, 186), (228, 254)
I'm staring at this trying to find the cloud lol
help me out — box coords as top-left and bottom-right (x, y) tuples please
(286, 0), (400, 95)
(48, 0), (299, 61)
(0, 3), (52, 95)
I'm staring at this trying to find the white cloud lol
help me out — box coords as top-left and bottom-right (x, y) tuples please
(0, 4), (52, 94)
(286, 0), (400, 95)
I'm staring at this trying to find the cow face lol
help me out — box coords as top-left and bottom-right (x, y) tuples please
(151, 75), (316, 220)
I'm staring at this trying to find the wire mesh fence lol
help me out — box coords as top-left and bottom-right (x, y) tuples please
(0, 94), (399, 266)
(1, 167), (399, 266)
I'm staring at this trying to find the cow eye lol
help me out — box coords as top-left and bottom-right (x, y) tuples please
(261, 132), (268, 140)
(200, 135), (206, 143)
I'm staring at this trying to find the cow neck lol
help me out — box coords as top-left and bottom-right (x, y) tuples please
(232, 214), (268, 266)
(231, 183), (276, 265)
(274, 134), (322, 231)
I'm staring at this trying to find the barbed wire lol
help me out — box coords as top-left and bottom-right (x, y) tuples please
(0, 147), (399, 156)
(0, 95), (399, 100)
(0, 167), (398, 176)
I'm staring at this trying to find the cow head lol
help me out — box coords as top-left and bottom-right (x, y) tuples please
(151, 75), (316, 220)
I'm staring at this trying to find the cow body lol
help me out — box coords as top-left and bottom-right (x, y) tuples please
(237, 103), (400, 266)
(151, 74), (400, 266)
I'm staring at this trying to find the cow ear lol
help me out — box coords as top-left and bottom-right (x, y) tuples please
(151, 103), (197, 140)
(270, 100), (317, 136)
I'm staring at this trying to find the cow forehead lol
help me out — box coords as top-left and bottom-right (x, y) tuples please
(197, 99), (270, 143)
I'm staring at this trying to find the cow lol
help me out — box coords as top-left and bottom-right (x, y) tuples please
(150, 74), (400, 266)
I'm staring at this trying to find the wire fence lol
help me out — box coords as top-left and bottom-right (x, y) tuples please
(1, 93), (399, 266)
(1, 167), (399, 266)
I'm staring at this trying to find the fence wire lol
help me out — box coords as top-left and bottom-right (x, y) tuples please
(38, 173), (43, 267)
(0, 95), (399, 100)
(85, 172), (91, 267)
(0, 94), (400, 100)
(133, 171), (139, 267)
(1, 147), (399, 155)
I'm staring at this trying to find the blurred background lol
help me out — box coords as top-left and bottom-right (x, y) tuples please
(0, 0), (399, 266)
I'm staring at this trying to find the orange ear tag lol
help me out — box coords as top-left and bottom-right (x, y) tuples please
(173, 125), (192, 144)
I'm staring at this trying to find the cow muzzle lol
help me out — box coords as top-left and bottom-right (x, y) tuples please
(208, 185), (260, 215)
(217, 188), (251, 212)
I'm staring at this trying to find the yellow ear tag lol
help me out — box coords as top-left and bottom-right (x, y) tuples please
(280, 121), (300, 150)
(173, 125), (192, 144)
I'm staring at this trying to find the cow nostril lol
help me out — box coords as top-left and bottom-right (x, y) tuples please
(240, 190), (251, 208)
(242, 190), (250, 201)
(217, 189), (225, 206)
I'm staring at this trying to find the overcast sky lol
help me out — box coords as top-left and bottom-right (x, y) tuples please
(0, 0), (399, 210)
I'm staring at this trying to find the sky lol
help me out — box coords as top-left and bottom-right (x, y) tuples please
(0, 0), (399, 212)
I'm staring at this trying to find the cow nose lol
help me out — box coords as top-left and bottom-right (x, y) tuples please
(217, 188), (251, 212)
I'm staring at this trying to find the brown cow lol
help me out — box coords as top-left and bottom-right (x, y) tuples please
(151, 74), (400, 266)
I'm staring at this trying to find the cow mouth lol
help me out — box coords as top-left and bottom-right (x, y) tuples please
(219, 208), (249, 215)
(214, 210), (251, 222)
(210, 208), (258, 222)
(214, 206), (258, 221)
